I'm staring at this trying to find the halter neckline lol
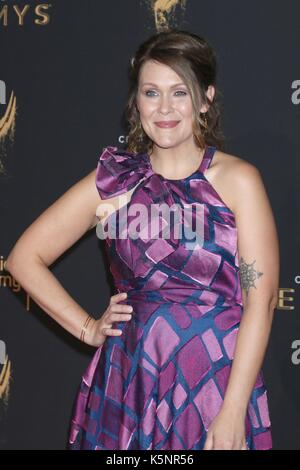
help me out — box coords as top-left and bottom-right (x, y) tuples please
(146, 145), (216, 181)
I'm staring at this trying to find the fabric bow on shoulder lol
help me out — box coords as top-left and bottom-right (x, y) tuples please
(96, 146), (153, 199)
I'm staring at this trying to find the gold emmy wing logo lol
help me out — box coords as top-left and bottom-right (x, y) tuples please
(0, 82), (14, 407)
(0, 82), (16, 173)
(0, 342), (11, 406)
(144, 0), (188, 30)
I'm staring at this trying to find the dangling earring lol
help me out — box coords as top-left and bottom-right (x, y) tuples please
(137, 118), (144, 142)
(200, 112), (208, 130)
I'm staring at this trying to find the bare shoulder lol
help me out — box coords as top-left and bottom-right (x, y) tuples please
(206, 149), (264, 214)
(212, 149), (261, 180)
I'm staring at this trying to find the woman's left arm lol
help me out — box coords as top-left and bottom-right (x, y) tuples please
(204, 160), (280, 450)
(222, 162), (279, 414)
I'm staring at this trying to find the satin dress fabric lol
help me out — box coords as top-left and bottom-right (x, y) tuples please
(68, 145), (272, 450)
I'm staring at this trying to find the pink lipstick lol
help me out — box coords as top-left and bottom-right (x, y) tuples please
(154, 120), (180, 128)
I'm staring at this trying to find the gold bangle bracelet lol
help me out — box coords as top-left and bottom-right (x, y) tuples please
(80, 314), (94, 343)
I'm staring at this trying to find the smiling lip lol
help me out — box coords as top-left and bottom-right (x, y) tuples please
(154, 120), (180, 128)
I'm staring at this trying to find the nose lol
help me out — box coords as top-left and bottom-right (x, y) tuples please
(158, 93), (173, 114)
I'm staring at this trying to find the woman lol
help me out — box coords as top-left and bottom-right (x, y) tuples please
(6, 30), (279, 450)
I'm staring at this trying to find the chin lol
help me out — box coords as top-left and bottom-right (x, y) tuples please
(153, 139), (179, 149)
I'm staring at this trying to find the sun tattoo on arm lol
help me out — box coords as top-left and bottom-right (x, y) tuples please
(239, 257), (263, 297)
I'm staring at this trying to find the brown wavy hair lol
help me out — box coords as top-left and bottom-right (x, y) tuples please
(122, 29), (226, 155)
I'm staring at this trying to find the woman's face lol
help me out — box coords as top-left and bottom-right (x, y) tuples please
(136, 59), (212, 150)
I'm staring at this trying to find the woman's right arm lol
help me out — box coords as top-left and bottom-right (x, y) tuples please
(5, 168), (133, 346)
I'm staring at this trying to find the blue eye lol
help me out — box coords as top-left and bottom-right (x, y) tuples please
(144, 90), (187, 97)
(145, 90), (157, 96)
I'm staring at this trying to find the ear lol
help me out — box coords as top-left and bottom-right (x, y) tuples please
(200, 85), (216, 113)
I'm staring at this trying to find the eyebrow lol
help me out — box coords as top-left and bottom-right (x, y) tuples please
(140, 82), (187, 88)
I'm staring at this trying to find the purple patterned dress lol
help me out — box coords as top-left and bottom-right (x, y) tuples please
(68, 145), (272, 450)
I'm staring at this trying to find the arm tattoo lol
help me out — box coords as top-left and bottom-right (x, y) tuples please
(239, 257), (263, 297)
